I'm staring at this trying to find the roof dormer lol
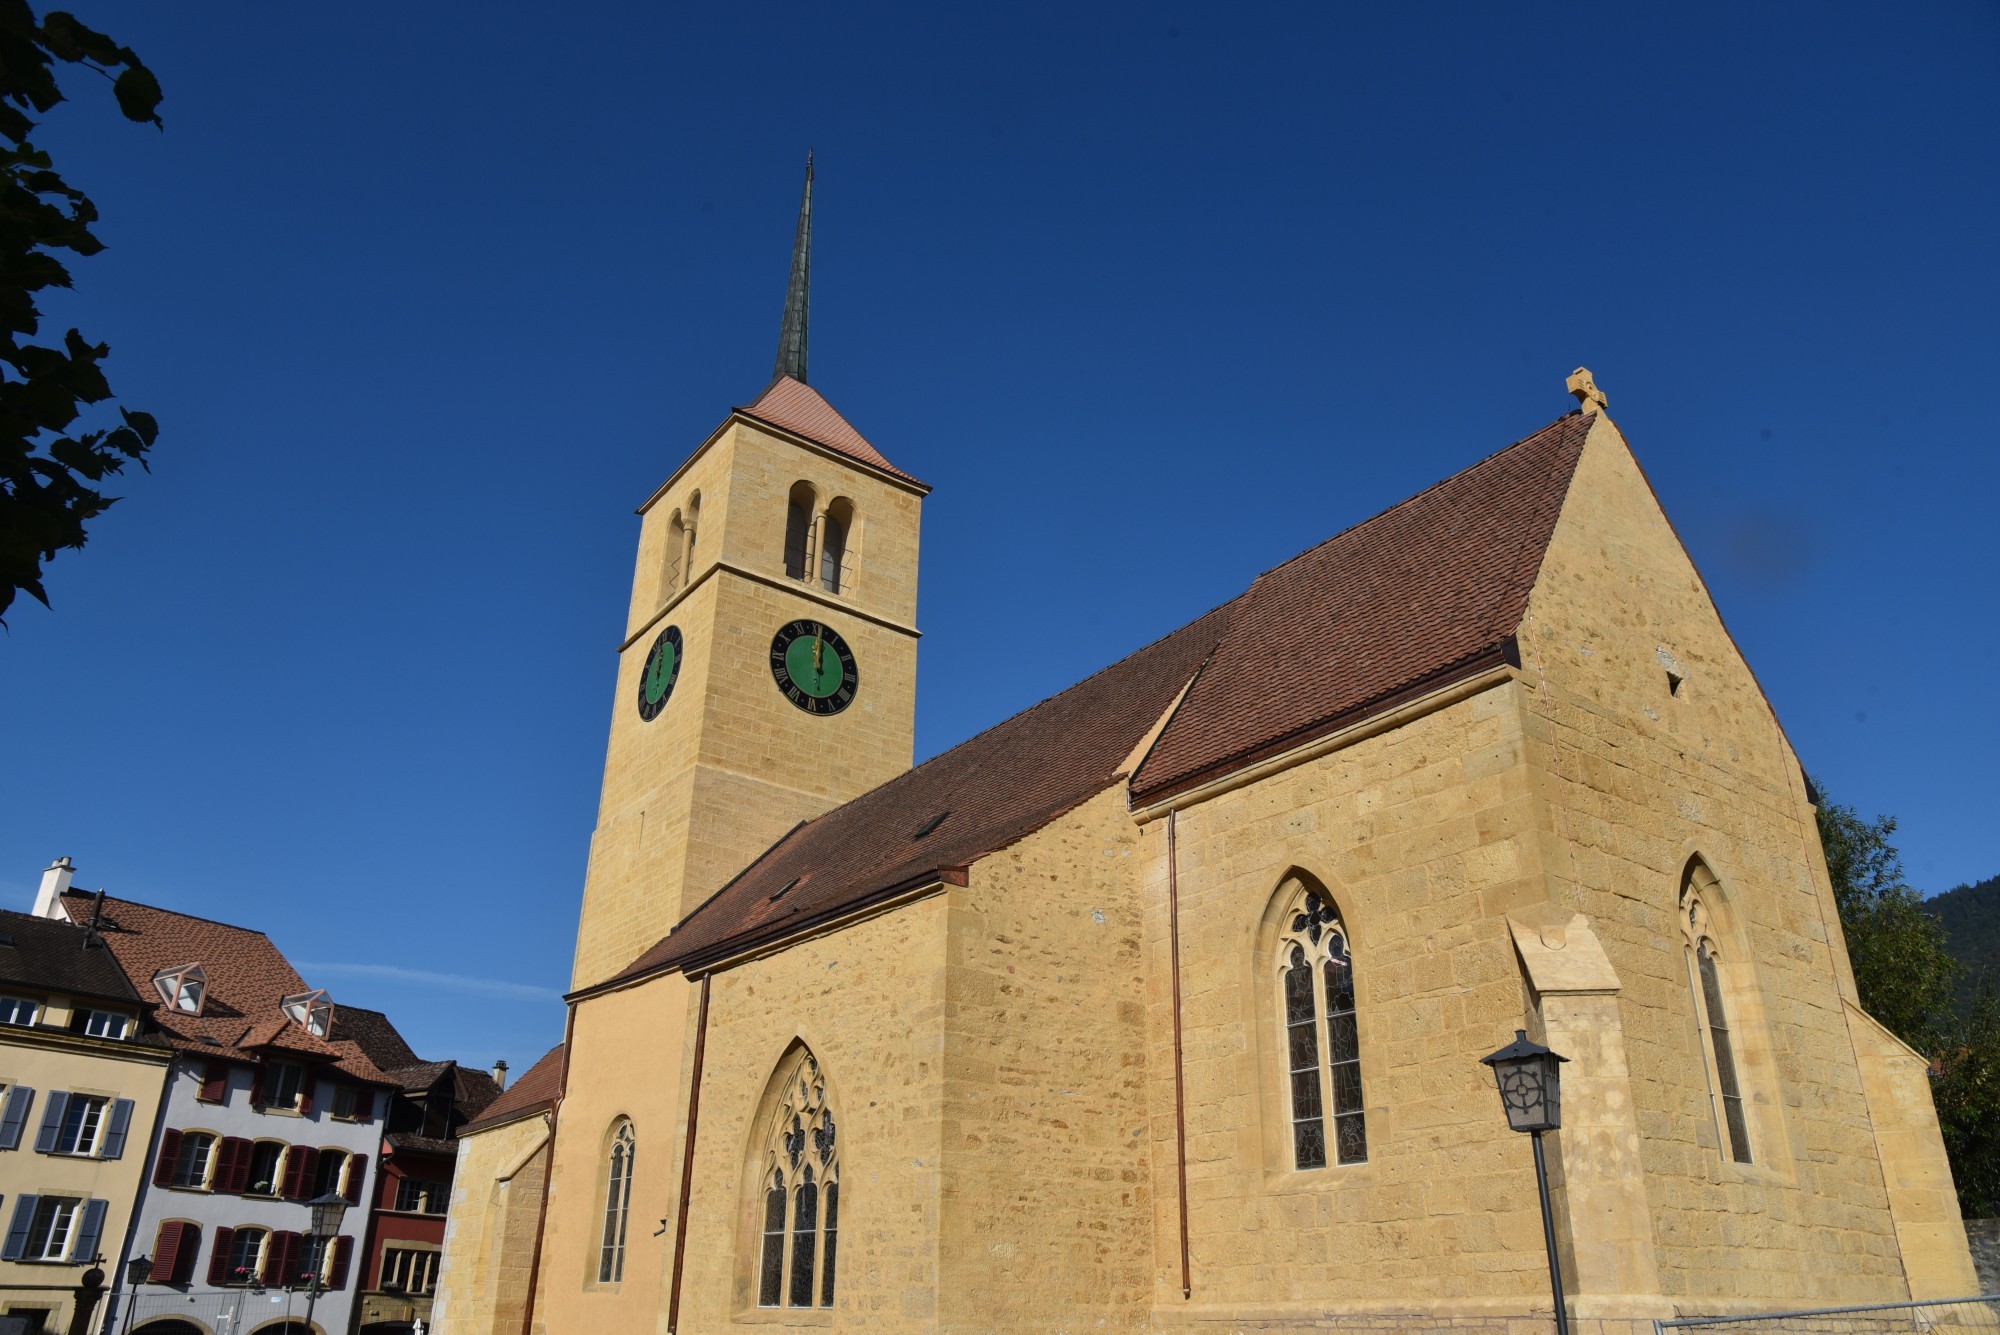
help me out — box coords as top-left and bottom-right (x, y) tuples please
(153, 963), (206, 1014)
(281, 988), (334, 1038)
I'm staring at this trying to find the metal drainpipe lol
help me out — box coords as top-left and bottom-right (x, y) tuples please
(665, 972), (713, 1335)
(1167, 809), (1192, 1300)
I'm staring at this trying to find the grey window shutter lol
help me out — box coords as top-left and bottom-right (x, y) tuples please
(0, 1087), (32, 1150)
(32, 1092), (69, 1154)
(1, 1195), (37, 1260)
(99, 1099), (134, 1159)
(72, 1198), (108, 1262)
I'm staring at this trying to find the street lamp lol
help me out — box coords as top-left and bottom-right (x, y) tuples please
(120, 1255), (149, 1335)
(1480, 1030), (1570, 1335)
(301, 1191), (349, 1335)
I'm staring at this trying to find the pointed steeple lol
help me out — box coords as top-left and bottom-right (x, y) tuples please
(773, 150), (813, 384)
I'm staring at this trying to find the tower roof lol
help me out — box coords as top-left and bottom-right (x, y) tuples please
(774, 151), (812, 384)
(735, 375), (925, 487)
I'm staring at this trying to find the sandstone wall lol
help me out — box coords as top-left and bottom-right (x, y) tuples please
(432, 1114), (552, 1335)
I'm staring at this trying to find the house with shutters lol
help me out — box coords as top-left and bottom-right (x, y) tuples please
(0, 895), (172, 1334)
(32, 865), (400, 1335)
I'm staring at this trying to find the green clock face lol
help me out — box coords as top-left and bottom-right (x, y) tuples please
(636, 625), (683, 722)
(770, 619), (858, 715)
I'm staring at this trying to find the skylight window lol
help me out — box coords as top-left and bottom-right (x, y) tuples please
(770, 878), (801, 903)
(281, 988), (335, 1037)
(153, 964), (206, 1015)
(912, 810), (950, 840)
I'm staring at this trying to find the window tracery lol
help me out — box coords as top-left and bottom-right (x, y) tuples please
(1274, 877), (1367, 1170)
(1681, 867), (1752, 1164)
(754, 1049), (840, 1308)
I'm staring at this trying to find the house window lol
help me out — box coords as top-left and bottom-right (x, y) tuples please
(820, 498), (854, 594)
(754, 1048), (840, 1309)
(1681, 865), (1753, 1165)
(312, 1148), (348, 1198)
(244, 1142), (284, 1195)
(783, 482), (816, 581)
(152, 964), (206, 1014)
(598, 1122), (635, 1283)
(225, 1228), (267, 1284)
(264, 1063), (304, 1110)
(394, 1176), (448, 1214)
(381, 1247), (440, 1295)
(1274, 876), (1368, 1170)
(0, 995), (38, 1027)
(53, 1095), (107, 1156)
(170, 1132), (216, 1188)
(71, 1009), (129, 1040)
(329, 1083), (360, 1120)
(23, 1197), (80, 1261)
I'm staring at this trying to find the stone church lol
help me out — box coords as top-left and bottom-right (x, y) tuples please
(430, 163), (1978, 1334)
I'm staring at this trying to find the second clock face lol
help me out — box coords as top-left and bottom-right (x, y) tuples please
(770, 619), (858, 715)
(636, 625), (683, 722)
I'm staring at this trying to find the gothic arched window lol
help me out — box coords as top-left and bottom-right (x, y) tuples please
(819, 498), (853, 594)
(663, 510), (687, 598)
(1274, 877), (1367, 1170)
(783, 482), (816, 581)
(597, 1120), (635, 1283)
(754, 1049), (840, 1309)
(1681, 866), (1751, 1164)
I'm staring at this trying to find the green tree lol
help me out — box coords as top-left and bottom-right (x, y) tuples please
(0, 1), (162, 625)
(1816, 783), (2000, 1216)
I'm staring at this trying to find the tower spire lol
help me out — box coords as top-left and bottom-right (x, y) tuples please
(774, 150), (813, 384)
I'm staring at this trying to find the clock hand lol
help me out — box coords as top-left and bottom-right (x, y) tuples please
(813, 631), (824, 675)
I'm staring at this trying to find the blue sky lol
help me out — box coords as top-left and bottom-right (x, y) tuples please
(2, 2), (1995, 1075)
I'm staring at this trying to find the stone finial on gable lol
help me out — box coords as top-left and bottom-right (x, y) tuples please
(1566, 367), (1608, 414)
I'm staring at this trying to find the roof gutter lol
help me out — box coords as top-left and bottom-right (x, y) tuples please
(1130, 649), (1522, 822)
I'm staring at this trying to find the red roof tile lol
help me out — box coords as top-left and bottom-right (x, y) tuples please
(595, 409), (1593, 982)
(1132, 412), (1591, 801)
(462, 1043), (565, 1134)
(58, 891), (394, 1086)
(736, 375), (925, 488)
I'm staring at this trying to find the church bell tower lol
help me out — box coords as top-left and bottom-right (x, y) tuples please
(570, 155), (927, 989)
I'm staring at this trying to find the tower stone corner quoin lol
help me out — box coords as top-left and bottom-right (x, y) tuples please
(427, 165), (1978, 1332)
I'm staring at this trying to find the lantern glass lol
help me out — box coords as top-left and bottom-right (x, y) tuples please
(307, 1191), (349, 1241)
(1479, 1030), (1567, 1133)
(125, 1255), (151, 1286)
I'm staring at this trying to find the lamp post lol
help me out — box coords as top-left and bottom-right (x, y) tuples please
(300, 1191), (349, 1335)
(119, 1255), (149, 1335)
(1480, 1029), (1571, 1335)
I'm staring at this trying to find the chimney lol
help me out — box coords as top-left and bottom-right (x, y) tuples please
(491, 1060), (509, 1090)
(33, 857), (75, 919)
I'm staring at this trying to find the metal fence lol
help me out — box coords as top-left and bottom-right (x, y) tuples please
(1657, 1295), (2000, 1334)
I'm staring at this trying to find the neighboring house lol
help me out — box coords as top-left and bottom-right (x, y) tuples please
(429, 1048), (560, 1335)
(40, 882), (398, 1335)
(337, 1010), (501, 1335)
(0, 874), (173, 1335)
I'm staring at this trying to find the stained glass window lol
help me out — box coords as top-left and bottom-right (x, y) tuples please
(753, 1049), (842, 1308)
(1276, 878), (1368, 1170)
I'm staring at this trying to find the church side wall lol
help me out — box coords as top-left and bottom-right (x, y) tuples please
(533, 979), (691, 1335)
(661, 896), (949, 1331)
(1144, 683), (1564, 1325)
(936, 787), (1157, 1333)
(432, 1115), (550, 1335)
(1514, 414), (1963, 1307)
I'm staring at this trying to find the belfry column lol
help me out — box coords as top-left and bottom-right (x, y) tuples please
(1507, 912), (1671, 1322)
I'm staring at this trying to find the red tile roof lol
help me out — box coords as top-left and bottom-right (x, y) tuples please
(461, 1043), (564, 1134)
(58, 890), (395, 1086)
(595, 409), (1593, 985)
(736, 375), (926, 488)
(1131, 412), (1592, 801)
